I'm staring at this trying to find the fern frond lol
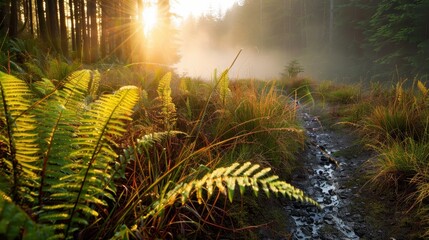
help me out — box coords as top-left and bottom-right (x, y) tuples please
(0, 71), (39, 202)
(0, 191), (54, 239)
(142, 162), (318, 220)
(217, 69), (231, 105)
(156, 72), (176, 130)
(61, 85), (139, 238)
(36, 70), (95, 208)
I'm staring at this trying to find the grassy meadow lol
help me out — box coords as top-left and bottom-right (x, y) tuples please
(0, 56), (318, 239)
(1, 52), (429, 239)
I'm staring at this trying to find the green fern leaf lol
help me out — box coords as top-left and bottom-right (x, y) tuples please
(142, 162), (318, 221)
(156, 72), (177, 130)
(0, 192), (54, 239)
(217, 69), (231, 105)
(34, 70), (98, 234)
(0, 71), (39, 202)
(61, 85), (139, 238)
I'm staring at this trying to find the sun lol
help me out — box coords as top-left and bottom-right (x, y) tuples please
(141, 2), (158, 35)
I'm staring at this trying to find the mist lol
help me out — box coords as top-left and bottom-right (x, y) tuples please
(174, 37), (289, 80)
(173, 0), (426, 82)
(173, 1), (346, 81)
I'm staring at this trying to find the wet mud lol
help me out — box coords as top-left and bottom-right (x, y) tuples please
(283, 110), (414, 240)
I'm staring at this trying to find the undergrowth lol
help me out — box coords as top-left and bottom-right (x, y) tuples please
(315, 77), (429, 237)
(0, 64), (316, 239)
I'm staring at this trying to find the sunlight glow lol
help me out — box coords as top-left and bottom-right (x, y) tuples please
(172, 0), (244, 23)
(141, 2), (158, 35)
(140, 0), (244, 36)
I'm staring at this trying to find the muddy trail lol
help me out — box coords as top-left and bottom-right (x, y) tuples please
(282, 109), (418, 240)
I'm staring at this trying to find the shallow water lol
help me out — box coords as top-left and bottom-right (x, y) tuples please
(285, 112), (359, 239)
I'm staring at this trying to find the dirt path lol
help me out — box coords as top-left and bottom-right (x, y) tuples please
(283, 109), (416, 240)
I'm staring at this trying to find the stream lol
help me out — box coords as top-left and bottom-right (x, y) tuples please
(284, 110), (369, 239)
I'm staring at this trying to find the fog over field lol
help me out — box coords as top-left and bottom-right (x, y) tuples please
(175, 42), (288, 80)
(173, 0), (428, 82)
(173, 1), (342, 81)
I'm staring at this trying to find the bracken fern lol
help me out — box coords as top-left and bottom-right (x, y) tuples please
(0, 70), (139, 239)
(129, 161), (318, 236)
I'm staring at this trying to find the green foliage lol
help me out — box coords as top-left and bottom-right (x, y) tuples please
(24, 58), (81, 82)
(283, 60), (304, 78)
(322, 83), (361, 105)
(0, 70), (139, 238)
(0, 71), (39, 202)
(278, 76), (314, 106)
(0, 193), (54, 240)
(215, 69), (231, 106)
(367, 0), (429, 77)
(362, 81), (426, 143)
(1, 66), (315, 239)
(156, 72), (177, 130)
(128, 162), (318, 236)
(214, 81), (305, 169)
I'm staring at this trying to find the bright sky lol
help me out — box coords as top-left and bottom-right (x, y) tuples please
(142, 0), (244, 34)
(172, 0), (244, 21)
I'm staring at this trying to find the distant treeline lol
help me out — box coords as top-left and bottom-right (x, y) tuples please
(186, 0), (429, 80)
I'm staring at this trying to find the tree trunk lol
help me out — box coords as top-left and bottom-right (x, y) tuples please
(0, 0), (10, 34)
(88, 0), (98, 62)
(28, 0), (34, 35)
(46, 0), (60, 52)
(74, 0), (82, 58)
(36, 0), (47, 41)
(81, 0), (90, 62)
(69, 0), (76, 51)
(114, 1), (122, 60)
(9, 0), (18, 38)
(59, 0), (68, 56)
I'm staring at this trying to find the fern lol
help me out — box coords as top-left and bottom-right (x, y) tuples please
(0, 192), (54, 240)
(35, 70), (98, 222)
(1, 70), (139, 239)
(137, 161), (318, 225)
(156, 72), (176, 130)
(61, 85), (139, 238)
(0, 71), (39, 202)
(217, 69), (231, 106)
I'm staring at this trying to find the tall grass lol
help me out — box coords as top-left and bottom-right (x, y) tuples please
(0, 43), (317, 239)
(307, 77), (429, 236)
(362, 81), (427, 144)
(212, 80), (305, 171)
(81, 71), (309, 239)
(346, 79), (429, 236)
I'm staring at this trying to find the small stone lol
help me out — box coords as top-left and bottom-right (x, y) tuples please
(320, 156), (328, 162)
(302, 227), (312, 236)
(323, 219), (333, 225)
(323, 197), (332, 205)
